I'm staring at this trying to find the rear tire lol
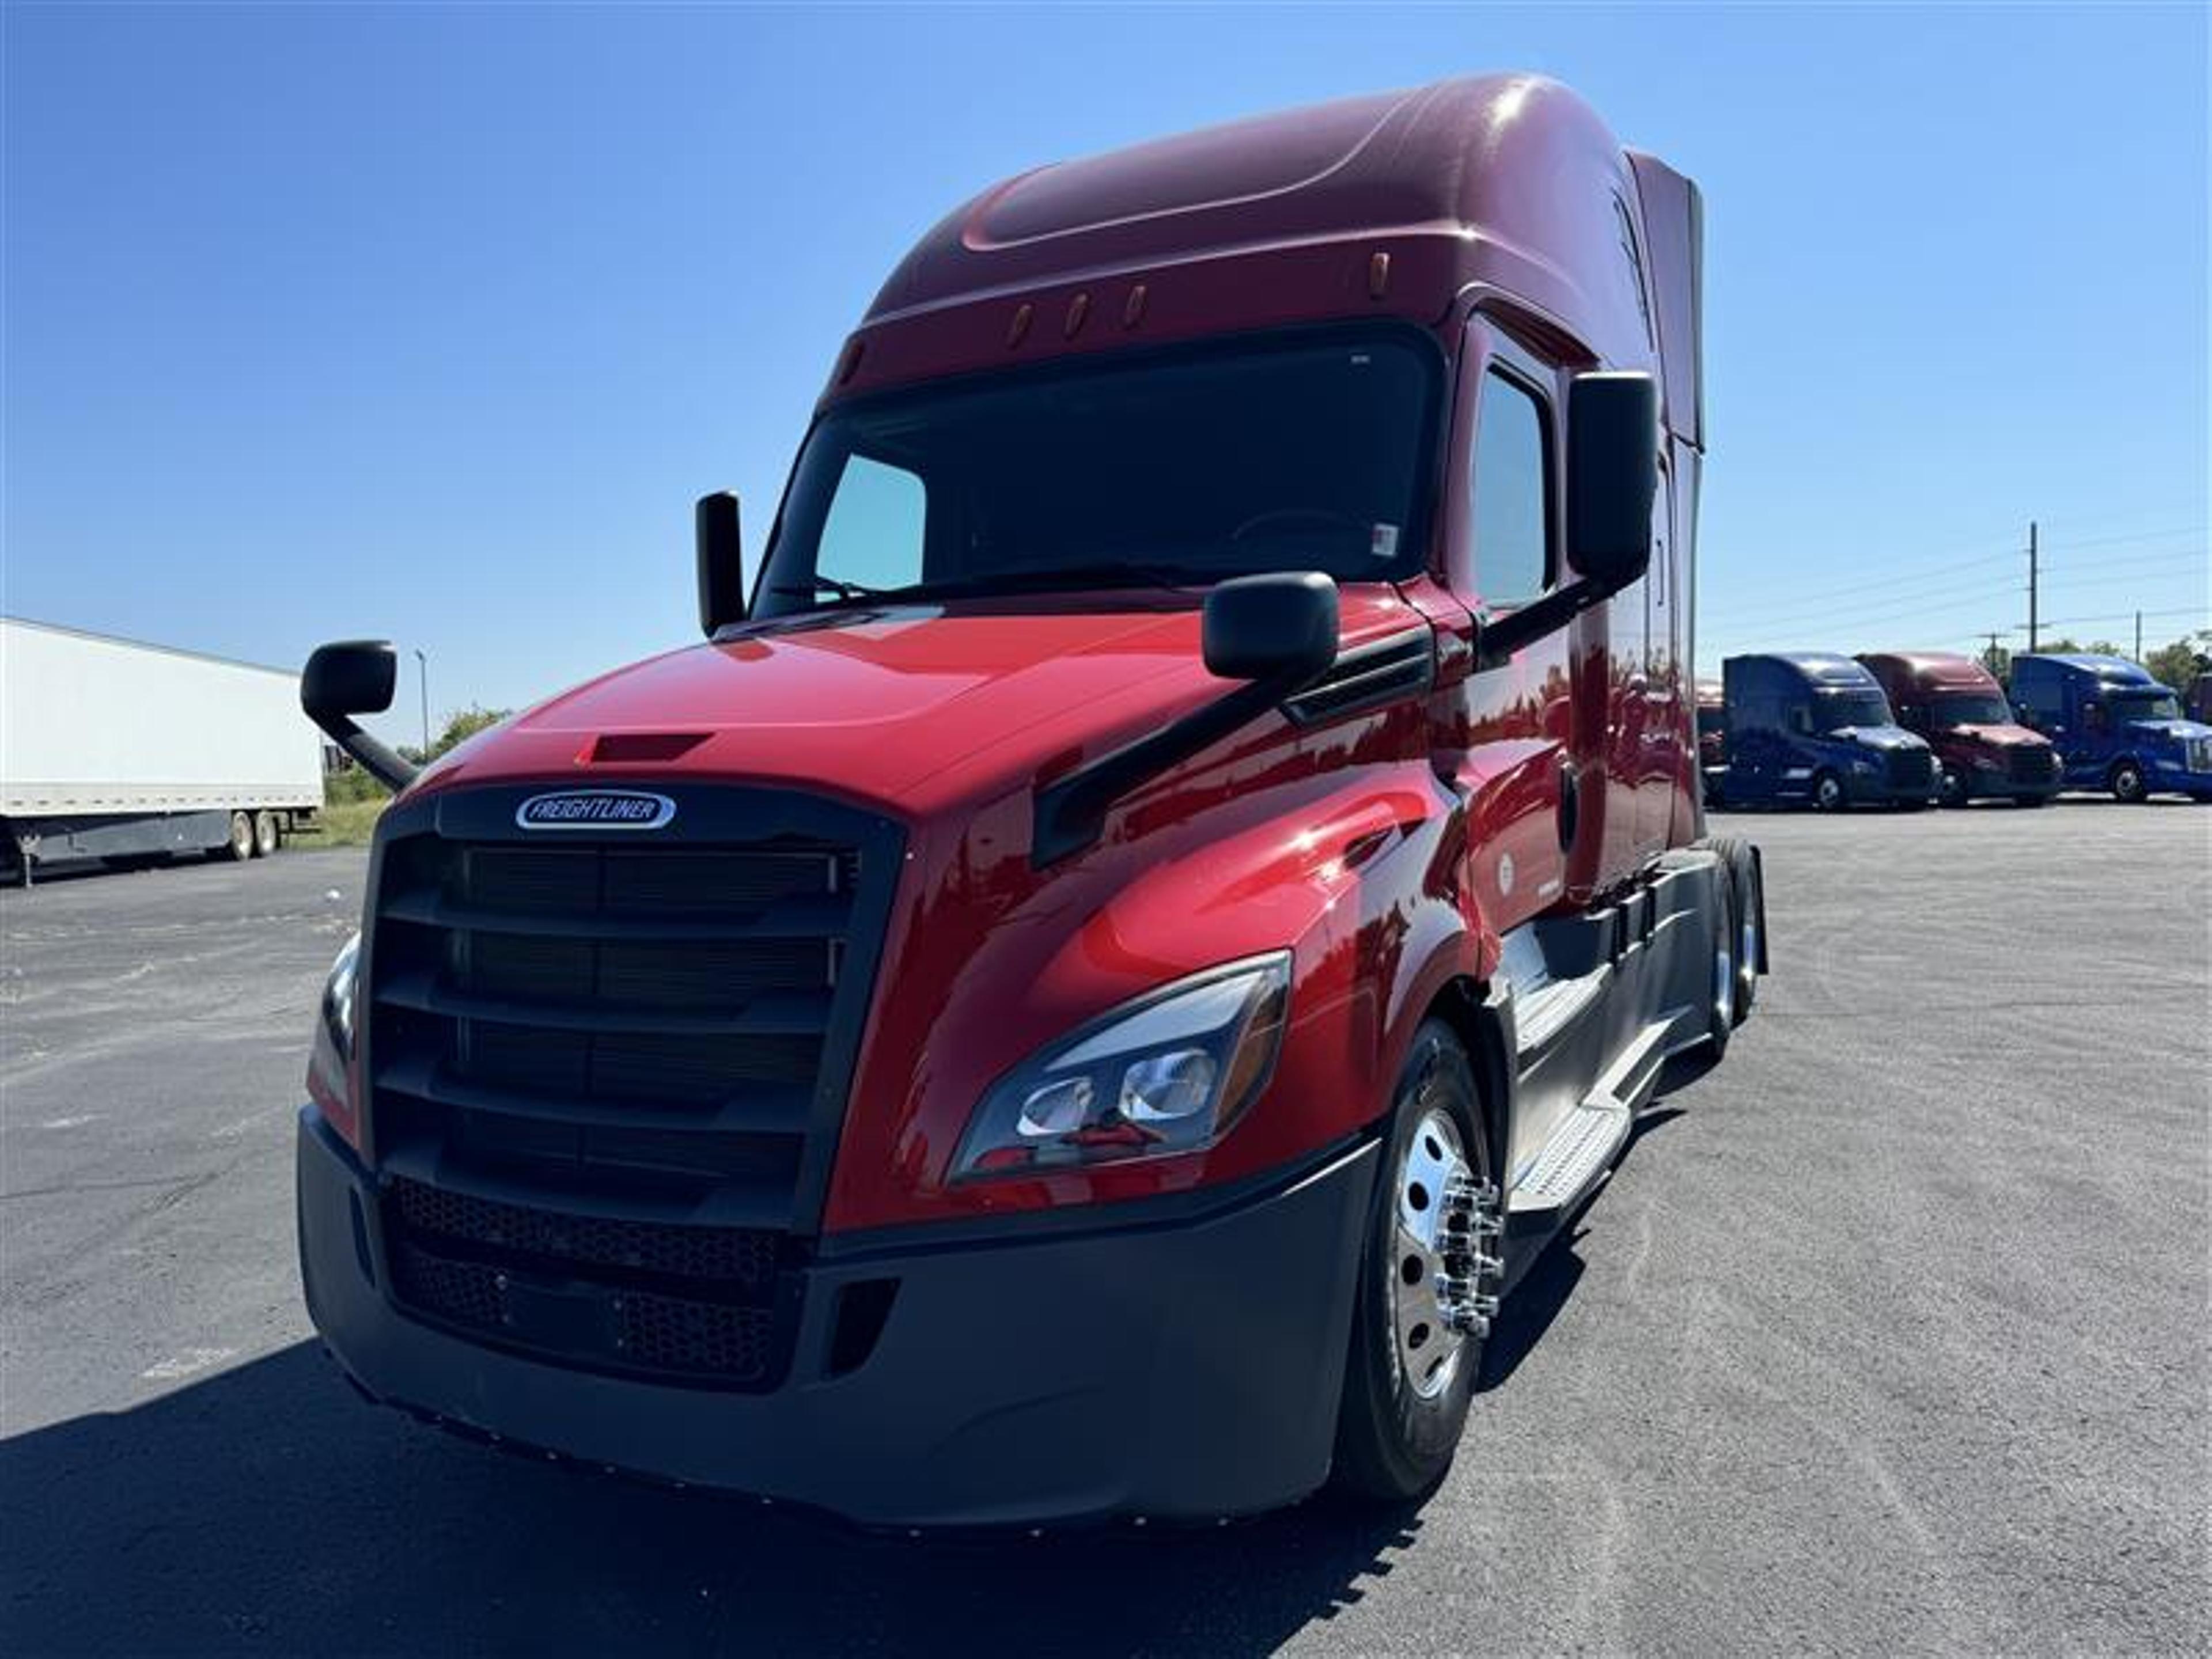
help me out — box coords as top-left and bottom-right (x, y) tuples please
(252, 810), (279, 858)
(216, 810), (253, 862)
(1811, 772), (1847, 813)
(2110, 760), (2147, 803)
(1332, 1021), (1493, 1504)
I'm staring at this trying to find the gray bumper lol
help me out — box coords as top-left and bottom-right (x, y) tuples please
(297, 1109), (1376, 1528)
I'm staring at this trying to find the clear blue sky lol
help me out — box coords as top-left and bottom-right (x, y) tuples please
(5, 2), (2206, 740)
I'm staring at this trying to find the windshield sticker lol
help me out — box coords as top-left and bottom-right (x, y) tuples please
(1371, 523), (1399, 560)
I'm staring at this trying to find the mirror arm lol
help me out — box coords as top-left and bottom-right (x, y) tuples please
(305, 705), (420, 794)
(1031, 667), (1313, 868)
(1472, 574), (1621, 671)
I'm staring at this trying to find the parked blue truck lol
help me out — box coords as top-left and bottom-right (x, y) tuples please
(1719, 653), (1937, 811)
(2007, 654), (2212, 802)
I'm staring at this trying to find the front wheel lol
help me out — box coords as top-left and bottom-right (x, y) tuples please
(2110, 760), (2148, 804)
(1332, 1021), (1497, 1503)
(1936, 767), (1969, 808)
(1811, 772), (1847, 813)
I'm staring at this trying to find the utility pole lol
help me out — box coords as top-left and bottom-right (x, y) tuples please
(2026, 521), (2039, 653)
(414, 649), (430, 758)
(2134, 610), (2143, 660)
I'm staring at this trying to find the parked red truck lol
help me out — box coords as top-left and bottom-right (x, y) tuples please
(1857, 652), (2062, 806)
(294, 75), (1766, 1528)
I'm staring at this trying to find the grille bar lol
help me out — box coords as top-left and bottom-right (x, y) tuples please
(378, 888), (855, 942)
(377, 1052), (814, 1137)
(374, 968), (835, 1037)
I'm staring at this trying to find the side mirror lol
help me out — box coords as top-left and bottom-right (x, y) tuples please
(1566, 371), (1658, 591)
(1202, 571), (1340, 686)
(301, 641), (419, 793)
(302, 640), (397, 719)
(1474, 372), (1657, 669)
(697, 491), (746, 636)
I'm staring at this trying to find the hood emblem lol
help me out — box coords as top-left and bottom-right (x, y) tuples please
(516, 790), (676, 831)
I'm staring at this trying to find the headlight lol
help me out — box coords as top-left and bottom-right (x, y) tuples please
(952, 954), (1292, 1180)
(1851, 757), (1878, 775)
(307, 931), (361, 1122)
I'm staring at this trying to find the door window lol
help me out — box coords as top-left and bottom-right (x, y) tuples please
(1470, 370), (1551, 609)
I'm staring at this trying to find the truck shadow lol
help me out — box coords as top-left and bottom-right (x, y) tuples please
(0, 1343), (1424, 1657)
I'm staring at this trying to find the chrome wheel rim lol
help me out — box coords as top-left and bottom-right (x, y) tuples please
(1737, 872), (1759, 1002)
(1392, 1107), (1473, 1400)
(1713, 925), (1736, 1028)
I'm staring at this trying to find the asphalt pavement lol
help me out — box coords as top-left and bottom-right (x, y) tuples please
(2, 803), (2206, 1656)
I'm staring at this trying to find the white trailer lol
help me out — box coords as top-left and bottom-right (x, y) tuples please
(0, 617), (324, 882)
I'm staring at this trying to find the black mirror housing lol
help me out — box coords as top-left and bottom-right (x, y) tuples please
(301, 640), (418, 794)
(1202, 571), (1340, 685)
(697, 491), (746, 636)
(302, 640), (399, 719)
(1566, 371), (1659, 592)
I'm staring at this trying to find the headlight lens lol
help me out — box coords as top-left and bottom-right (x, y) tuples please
(323, 931), (361, 1052)
(307, 932), (361, 1124)
(953, 953), (1291, 1179)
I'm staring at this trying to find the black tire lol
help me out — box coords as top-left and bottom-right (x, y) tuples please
(252, 810), (279, 858)
(1709, 835), (1763, 1025)
(1810, 771), (1847, 813)
(2017, 793), (2050, 808)
(1332, 1021), (1490, 1503)
(1936, 767), (1968, 808)
(216, 810), (254, 862)
(2110, 760), (2147, 804)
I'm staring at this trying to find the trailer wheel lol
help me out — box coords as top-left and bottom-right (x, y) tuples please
(217, 810), (254, 862)
(1705, 836), (1763, 1025)
(2109, 760), (2147, 804)
(1332, 1021), (1494, 1504)
(252, 810), (279, 858)
(1811, 772), (1847, 813)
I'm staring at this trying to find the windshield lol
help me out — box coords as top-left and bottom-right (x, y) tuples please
(756, 329), (1441, 618)
(1816, 688), (1893, 733)
(2109, 690), (2183, 723)
(1696, 707), (1725, 738)
(1930, 692), (2014, 728)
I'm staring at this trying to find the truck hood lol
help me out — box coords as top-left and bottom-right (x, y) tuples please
(411, 592), (1425, 816)
(2125, 718), (2212, 744)
(1945, 722), (2049, 749)
(1832, 724), (1926, 752)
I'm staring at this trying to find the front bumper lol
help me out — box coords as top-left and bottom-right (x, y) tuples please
(1843, 770), (1934, 805)
(297, 1109), (1377, 1528)
(1955, 768), (2062, 802)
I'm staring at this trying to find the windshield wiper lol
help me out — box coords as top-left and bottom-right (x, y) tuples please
(770, 575), (892, 603)
(772, 562), (1196, 610)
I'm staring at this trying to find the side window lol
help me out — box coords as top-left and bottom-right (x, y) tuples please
(815, 455), (928, 590)
(1471, 370), (1551, 609)
(1612, 194), (1654, 345)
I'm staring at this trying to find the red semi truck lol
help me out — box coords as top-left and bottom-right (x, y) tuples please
(294, 76), (1766, 1527)
(1857, 652), (2061, 806)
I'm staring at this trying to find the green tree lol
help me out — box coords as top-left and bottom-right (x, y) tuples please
(2144, 631), (2211, 692)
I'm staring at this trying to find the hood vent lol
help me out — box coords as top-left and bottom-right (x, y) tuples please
(585, 732), (711, 765)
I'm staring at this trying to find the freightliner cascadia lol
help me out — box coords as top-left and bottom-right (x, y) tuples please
(293, 75), (1767, 1527)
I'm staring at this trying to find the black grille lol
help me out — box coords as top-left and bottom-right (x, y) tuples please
(1885, 749), (1935, 790)
(362, 794), (896, 1390)
(370, 834), (858, 1198)
(390, 1176), (780, 1286)
(2006, 745), (2059, 784)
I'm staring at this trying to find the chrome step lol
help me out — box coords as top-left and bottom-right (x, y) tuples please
(1508, 1102), (1629, 1214)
